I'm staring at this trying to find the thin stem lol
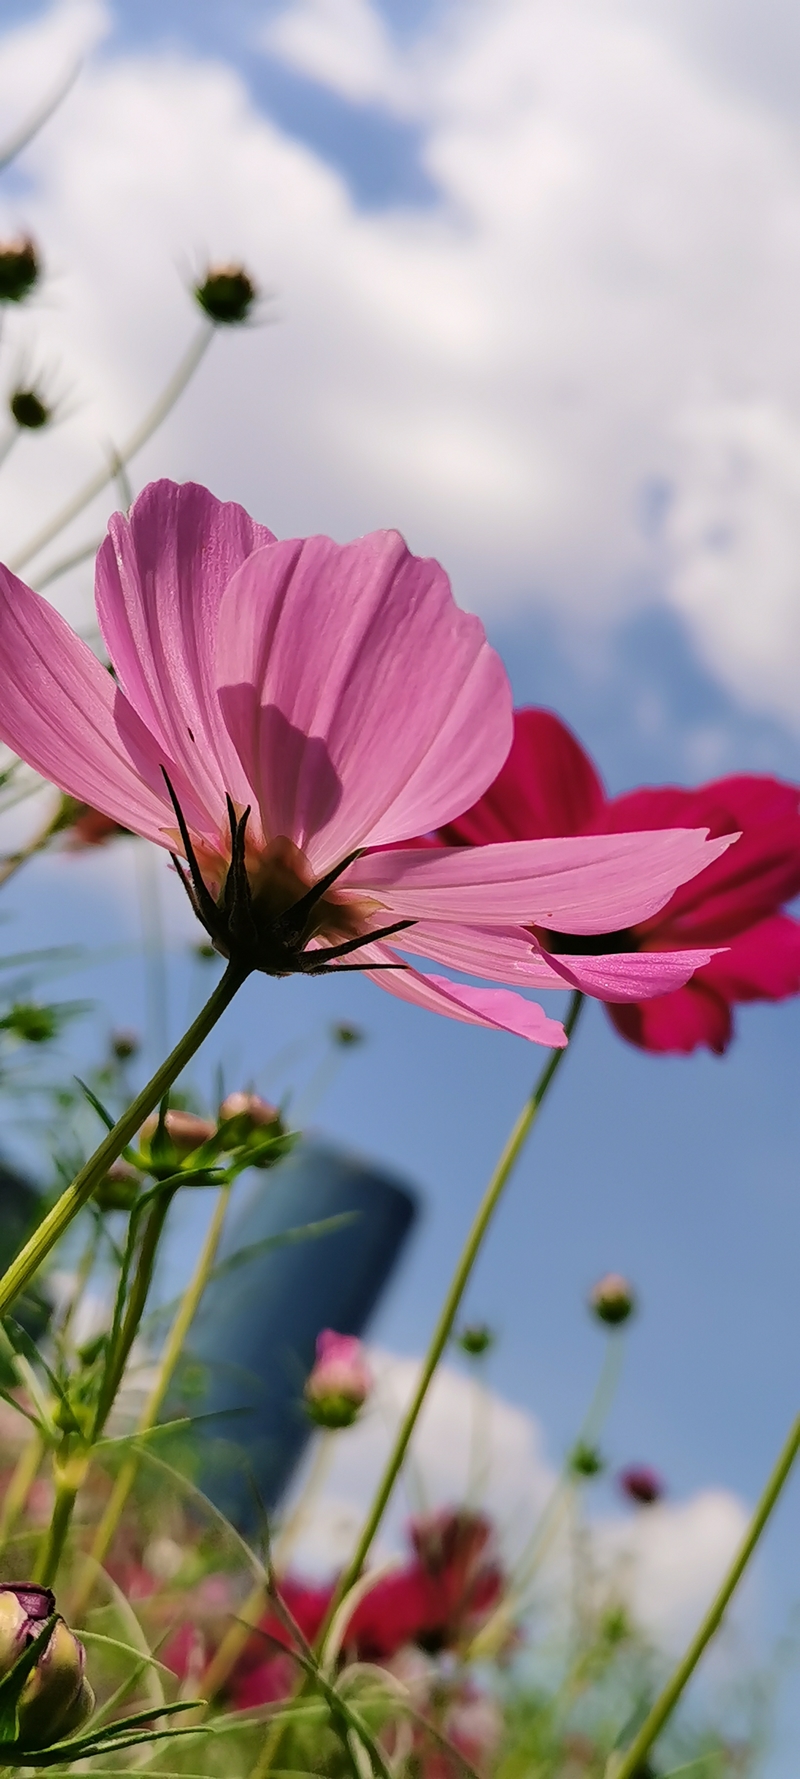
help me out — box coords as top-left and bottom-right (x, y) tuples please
(74, 1180), (232, 1617)
(34, 1445), (90, 1586)
(323, 991), (584, 1636)
(609, 1411), (800, 1779)
(0, 1433), (42, 1560)
(8, 324), (214, 573)
(0, 961), (246, 1321)
(92, 1188), (177, 1438)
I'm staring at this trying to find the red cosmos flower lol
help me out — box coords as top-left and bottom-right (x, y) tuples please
(437, 708), (800, 1056)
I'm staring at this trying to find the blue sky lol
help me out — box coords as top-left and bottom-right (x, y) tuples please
(2, 0), (800, 1764)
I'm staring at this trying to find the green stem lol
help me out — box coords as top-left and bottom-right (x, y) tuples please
(0, 961), (246, 1321)
(92, 1189), (177, 1439)
(610, 1411), (800, 1779)
(74, 1179), (232, 1617)
(9, 324), (214, 573)
(323, 990), (584, 1637)
(34, 1447), (89, 1587)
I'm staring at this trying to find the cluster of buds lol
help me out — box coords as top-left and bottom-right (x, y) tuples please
(589, 1272), (636, 1326)
(0, 1584), (93, 1750)
(0, 236), (39, 305)
(194, 263), (257, 326)
(94, 1093), (287, 1208)
(304, 1329), (372, 1429)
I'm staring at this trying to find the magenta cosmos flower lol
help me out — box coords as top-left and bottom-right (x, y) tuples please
(435, 706), (800, 1054)
(0, 483), (736, 1046)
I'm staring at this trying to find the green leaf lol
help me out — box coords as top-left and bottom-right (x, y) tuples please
(4, 1318), (80, 1434)
(74, 1078), (116, 1133)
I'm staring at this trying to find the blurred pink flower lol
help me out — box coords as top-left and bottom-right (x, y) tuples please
(437, 706), (800, 1054)
(0, 483), (737, 1044)
(304, 1329), (372, 1428)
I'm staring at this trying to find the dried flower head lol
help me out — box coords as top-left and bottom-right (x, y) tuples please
(0, 237), (39, 304)
(194, 263), (257, 325)
(9, 387), (50, 429)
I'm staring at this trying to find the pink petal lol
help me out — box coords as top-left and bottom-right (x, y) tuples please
(397, 922), (722, 1002)
(441, 707), (606, 844)
(96, 480), (274, 846)
(0, 561), (174, 843)
(214, 530), (511, 872)
(693, 913), (800, 1003)
(344, 829), (738, 931)
(607, 983), (732, 1055)
(359, 942), (567, 1044)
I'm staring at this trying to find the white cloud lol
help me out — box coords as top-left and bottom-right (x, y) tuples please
(3, 1), (800, 724)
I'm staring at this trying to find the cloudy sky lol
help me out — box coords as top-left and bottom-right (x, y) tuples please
(1, 0), (800, 1766)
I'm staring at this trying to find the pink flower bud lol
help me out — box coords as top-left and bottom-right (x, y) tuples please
(618, 1463), (664, 1506)
(140, 1109), (217, 1159)
(219, 1091), (281, 1137)
(304, 1330), (371, 1428)
(0, 1584), (94, 1749)
(589, 1272), (636, 1326)
(93, 1157), (140, 1212)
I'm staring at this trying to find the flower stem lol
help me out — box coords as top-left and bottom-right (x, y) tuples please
(608, 1411), (800, 1779)
(0, 961), (246, 1321)
(78, 1178), (233, 1609)
(322, 991), (584, 1638)
(9, 323), (214, 573)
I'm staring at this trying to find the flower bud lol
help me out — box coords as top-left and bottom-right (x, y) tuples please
(140, 1109), (217, 1166)
(304, 1330), (371, 1429)
(456, 1323), (494, 1357)
(0, 237), (39, 304)
(0, 1584), (94, 1749)
(589, 1273), (636, 1326)
(569, 1441), (604, 1478)
(111, 1029), (139, 1061)
(219, 1091), (281, 1137)
(618, 1463), (664, 1506)
(194, 263), (257, 325)
(93, 1157), (140, 1212)
(9, 387), (50, 430)
(331, 1022), (363, 1047)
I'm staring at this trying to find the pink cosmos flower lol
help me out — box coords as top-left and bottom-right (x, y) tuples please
(0, 482), (737, 1046)
(436, 707), (800, 1054)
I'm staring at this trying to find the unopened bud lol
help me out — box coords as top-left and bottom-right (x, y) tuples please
(618, 1463), (664, 1506)
(0, 1002), (58, 1044)
(304, 1329), (371, 1429)
(111, 1029), (139, 1061)
(456, 1323), (494, 1357)
(331, 1022), (364, 1047)
(94, 1157), (140, 1212)
(0, 1584), (94, 1749)
(219, 1090), (281, 1134)
(10, 387), (50, 429)
(569, 1441), (604, 1478)
(0, 237), (39, 304)
(194, 263), (257, 325)
(140, 1109), (217, 1162)
(589, 1273), (636, 1327)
